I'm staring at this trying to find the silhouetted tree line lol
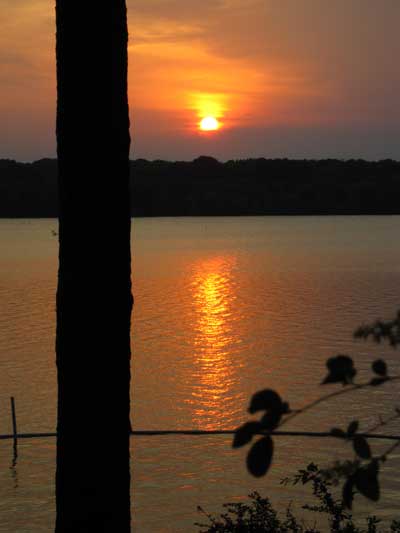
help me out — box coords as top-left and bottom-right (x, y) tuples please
(2, 156), (400, 217)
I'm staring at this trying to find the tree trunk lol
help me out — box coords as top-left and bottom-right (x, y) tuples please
(55, 2), (132, 531)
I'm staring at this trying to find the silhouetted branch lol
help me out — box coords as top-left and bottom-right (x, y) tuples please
(231, 310), (400, 511)
(280, 376), (400, 429)
(366, 409), (400, 435)
(380, 439), (400, 462)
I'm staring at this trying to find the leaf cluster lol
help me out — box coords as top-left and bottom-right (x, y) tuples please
(197, 465), (400, 532)
(354, 312), (400, 347)
(232, 310), (400, 513)
(233, 389), (289, 477)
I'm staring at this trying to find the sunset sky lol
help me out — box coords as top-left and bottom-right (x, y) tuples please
(1, 0), (400, 161)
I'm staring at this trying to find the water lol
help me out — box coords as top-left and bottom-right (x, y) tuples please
(1, 216), (400, 531)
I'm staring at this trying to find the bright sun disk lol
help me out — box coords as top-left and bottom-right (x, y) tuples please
(200, 116), (220, 131)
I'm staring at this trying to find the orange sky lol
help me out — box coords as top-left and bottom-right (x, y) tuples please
(1, 0), (400, 160)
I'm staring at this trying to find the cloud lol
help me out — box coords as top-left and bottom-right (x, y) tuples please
(128, 0), (225, 22)
(133, 119), (400, 162)
(1, 0), (400, 160)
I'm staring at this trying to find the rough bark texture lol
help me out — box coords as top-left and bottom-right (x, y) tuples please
(55, 2), (132, 531)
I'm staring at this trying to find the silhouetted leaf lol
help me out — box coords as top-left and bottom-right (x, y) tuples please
(248, 389), (282, 414)
(343, 477), (355, 509)
(330, 427), (346, 439)
(233, 422), (263, 449)
(246, 436), (274, 478)
(372, 359), (387, 376)
(354, 326), (366, 339)
(260, 411), (282, 430)
(347, 420), (359, 437)
(322, 355), (356, 385)
(355, 461), (380, 502)
(354, 313), (400, 347)
(353, 436), (371, 459)
(370, 377), (389, 386)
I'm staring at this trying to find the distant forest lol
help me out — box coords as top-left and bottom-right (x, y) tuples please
(1, 156), (400, 217)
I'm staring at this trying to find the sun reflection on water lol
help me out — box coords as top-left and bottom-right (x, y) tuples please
(188, 255), (240, 428)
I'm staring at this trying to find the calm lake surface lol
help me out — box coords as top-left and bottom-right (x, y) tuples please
(1, 216), (400, 531)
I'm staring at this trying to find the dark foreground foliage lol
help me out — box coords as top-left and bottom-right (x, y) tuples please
(196, 464), (400, 533)
(232, 310), (400, 510)
(204, 311), (400, 532)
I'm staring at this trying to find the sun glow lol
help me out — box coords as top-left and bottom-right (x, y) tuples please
(189, 93), (226, 133)
(199, 116), (220, 131)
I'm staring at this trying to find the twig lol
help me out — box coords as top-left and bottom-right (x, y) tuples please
(279, 376), (400, 429)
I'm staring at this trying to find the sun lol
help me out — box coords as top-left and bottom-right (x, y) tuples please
(199, 116), (220, 131)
